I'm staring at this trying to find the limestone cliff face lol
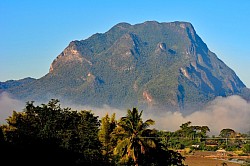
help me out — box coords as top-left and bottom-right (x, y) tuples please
(49, 41), (92, 73)
(4, 21), (248, 113)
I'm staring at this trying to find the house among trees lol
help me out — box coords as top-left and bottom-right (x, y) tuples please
(191, 144), (200, 149)
(205, 140), (218, 147)
(216, 149), (227, 157)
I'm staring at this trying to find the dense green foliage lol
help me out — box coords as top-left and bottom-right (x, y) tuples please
(0, 99), (249, 165)
(1, 99), (105, 165)
(159, 122), (250, 154)
(3, 21), (249, 113)
(98, 113), (117, 162)
(112, 108), (156, 165)
(0, 100), (186, 165)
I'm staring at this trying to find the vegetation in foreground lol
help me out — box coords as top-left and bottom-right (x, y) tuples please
(0, 99), (249, 165)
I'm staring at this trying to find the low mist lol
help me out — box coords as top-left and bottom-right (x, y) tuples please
(146, 95), (250, 135)
(0, 92), (249, 135)
(0, 92), (24, 124)
(81, 95), (250, 135)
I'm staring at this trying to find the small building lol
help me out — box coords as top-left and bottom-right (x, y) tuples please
(205, 140), (218, 147)
(191, 144), (200, 149)
(216, 149), (227, 157)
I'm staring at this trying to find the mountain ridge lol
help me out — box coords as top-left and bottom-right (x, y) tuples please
(2, 21), (249, 113)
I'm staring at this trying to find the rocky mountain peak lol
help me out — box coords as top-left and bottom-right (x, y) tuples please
(4, 21), (249, 113)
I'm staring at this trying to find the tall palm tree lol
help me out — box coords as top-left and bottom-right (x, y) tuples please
(112, 107), (155, 166)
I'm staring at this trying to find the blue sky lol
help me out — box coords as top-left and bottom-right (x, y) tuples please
(1, 0), (250, 87)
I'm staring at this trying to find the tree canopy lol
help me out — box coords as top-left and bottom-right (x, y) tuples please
(6, 100), (250, 165)
(1, 99), (105, 165)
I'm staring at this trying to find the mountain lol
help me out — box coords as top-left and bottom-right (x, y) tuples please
(0, 77), (36, 93)
(2, 21), (250, 113)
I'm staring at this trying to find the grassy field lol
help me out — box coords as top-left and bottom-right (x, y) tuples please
(184, 156), (241, 166)
(183, 151), (248, 166)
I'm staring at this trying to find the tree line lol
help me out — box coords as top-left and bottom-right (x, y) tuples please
(0, 99), (184, 166)
(0, 99), (249, 165)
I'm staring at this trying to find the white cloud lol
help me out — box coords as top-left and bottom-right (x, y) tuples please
(146, 95), (250, 135)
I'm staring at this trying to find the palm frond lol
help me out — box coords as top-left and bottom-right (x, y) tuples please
(113, 107), (157, 165)
(114, 138), (130, 155)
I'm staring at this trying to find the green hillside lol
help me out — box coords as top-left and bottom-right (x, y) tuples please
(3, 21), (249, 113)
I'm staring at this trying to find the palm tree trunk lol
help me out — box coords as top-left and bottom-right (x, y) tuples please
(133, 155), (139, 166)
